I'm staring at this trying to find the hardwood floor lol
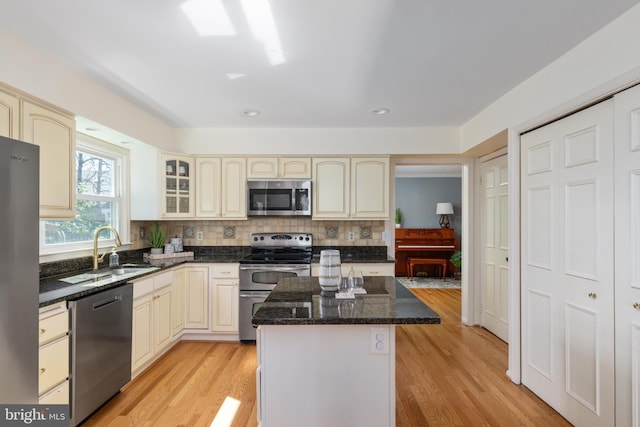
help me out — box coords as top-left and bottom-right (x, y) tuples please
(84, 289), (570, 426)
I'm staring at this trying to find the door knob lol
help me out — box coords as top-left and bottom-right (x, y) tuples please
(633, 302), (640, 310)
(588, 292), (596, 299)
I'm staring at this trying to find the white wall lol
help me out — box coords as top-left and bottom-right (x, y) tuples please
(461, 3), (640, 150)
(0, 28), (174, 151)
(175, 127), (461, 155)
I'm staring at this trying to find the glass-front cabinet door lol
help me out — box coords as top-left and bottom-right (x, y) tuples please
(162, 154), (194, 217)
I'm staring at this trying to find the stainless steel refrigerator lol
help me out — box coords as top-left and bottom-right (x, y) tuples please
(0, 135), (39, 403)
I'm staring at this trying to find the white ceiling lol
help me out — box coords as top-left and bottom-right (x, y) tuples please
(1, 1), (638, 128)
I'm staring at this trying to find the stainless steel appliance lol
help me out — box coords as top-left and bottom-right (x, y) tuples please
(247, 180), (311, 216)
(239, 233), (312, 341)
(0, 136), (39, 404)
(69, 284), (133, 425)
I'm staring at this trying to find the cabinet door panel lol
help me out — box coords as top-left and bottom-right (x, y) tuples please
(154, 287), (173, 350)
(312, 158), (350, 218)
(132, 296), (154, 371)
(184, 267), (209, 329)
(0, 90), (19, 138)
(196, 157), (222, 217)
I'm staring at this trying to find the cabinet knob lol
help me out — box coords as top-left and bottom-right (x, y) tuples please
(40, 368), (46, 375)
(588, 292), (597, 299)
(633, 302), (640, 310)
(40, 328), (46, 335)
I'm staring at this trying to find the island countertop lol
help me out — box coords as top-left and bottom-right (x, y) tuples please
(252, 275), (440, 326)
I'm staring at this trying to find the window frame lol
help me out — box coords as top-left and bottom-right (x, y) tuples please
(39, 133), (130, 256)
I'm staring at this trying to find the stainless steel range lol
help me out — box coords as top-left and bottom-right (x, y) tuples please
(239, 232), (312, 341)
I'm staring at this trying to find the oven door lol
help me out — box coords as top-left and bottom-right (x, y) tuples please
(239, 290), (269, 342)
(239, 264), (311, 291)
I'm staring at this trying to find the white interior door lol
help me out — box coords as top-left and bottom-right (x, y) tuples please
(481, 154), (509, 342)
(520, 99), (614, 426)
(614, 84), (640, 427)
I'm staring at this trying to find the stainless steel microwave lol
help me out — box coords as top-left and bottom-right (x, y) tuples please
(247, 180), (311, 216)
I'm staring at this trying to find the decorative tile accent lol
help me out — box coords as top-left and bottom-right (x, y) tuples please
(326, 226), (338, 239)
(183, 226), (195, 239)
(223, 226), (236, 239)
(360, 226), (372, 239)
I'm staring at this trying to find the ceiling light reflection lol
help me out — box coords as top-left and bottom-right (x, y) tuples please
(240, 0), (285, 65)
(181, 0), (236, 36)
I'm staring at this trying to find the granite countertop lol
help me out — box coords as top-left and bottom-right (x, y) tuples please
(39, 252), (247, 307)
(252, 276), (440, 326)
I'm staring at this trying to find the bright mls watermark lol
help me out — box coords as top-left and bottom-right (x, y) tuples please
(0, 405), (68, 426)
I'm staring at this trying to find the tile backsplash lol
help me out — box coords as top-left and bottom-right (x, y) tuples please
(130, 218), (387, 248)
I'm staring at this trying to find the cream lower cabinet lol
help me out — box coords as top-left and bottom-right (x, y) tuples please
(38, 302), (69, 404)
(172, 268), (185, 338)
(184, 266), (209, 329)
(312, 157), (389, 219)
(131, 271), (174, 375)
(312, 263), (395, 277)
(210, 264), (239, 333)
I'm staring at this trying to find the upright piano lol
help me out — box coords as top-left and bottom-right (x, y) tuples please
(394, 228), (459, 277)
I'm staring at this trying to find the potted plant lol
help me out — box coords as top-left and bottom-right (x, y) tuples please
(450, 251), (462, 279)
(148, 222), (166, 254)
(395, 208), (403, 228)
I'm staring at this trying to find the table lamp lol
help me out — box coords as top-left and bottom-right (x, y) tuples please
(436, 203), (454, 228)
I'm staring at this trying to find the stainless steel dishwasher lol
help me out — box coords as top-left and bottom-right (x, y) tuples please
(69, 283), (133, 426)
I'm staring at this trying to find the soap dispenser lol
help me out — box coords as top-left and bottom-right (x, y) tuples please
(109, 247), (119, 268)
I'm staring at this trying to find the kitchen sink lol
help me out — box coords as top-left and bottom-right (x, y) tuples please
(60, 264), (160, 287)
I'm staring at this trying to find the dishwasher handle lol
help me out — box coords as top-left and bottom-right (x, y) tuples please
(93, 294), (123, 310)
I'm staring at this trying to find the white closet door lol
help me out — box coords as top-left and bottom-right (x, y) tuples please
(521, 99), (614, 426)
(614, 84), (640, 427)
(481, 154), (509, 342)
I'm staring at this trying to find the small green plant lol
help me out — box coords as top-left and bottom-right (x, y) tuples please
(395, 208), (403, 225)
(450, 251), (462, 268)
(148, 222), (167, 248)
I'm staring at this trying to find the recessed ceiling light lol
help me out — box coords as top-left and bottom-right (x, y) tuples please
(240, 108), (261, 117)
(85, 127), (100, 131)
(371, 108), (390, 115)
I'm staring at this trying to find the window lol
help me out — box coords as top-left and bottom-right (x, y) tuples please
(41, 135), (129, 254)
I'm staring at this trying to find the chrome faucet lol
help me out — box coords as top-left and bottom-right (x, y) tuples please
(93, 226), (123, 270)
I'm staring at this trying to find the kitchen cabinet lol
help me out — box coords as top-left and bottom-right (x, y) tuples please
(38, 302), (69, 404)
(312, 157), (389, 219)
(247, 157), (311, 179)
(210, 264), (239, 333)
(195, 157), (246, 218)
(172, 268), (185, 338)
(131, 271), (174, 375)
(22, 100), (76, 219)
(184, 266), (209, 329)
(0, 89), (19, 138)
(162, 153), (194, 217)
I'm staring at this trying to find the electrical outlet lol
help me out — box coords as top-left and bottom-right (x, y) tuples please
(347, 231), (355, 241)
(370, 326), (388, 354)
(196, 231), (204, 241)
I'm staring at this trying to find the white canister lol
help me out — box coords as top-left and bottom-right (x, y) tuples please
(318, 249), (341, 290)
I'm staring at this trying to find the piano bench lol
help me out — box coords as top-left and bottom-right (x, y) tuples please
(407, 258), (448, 280)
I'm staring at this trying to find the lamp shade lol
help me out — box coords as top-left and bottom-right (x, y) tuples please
(436, 203), (454, 215)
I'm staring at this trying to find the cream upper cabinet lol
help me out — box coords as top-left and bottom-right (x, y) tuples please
(350, 157), (389, 218)
(221, 157), (247, 218)
(22, 100), (76, 219)
(195, 157), (222, 217)
(312, 157), (389, 219)
(247, 157), (311, 179)
(0, 90), (19, 139)
(312, 158), (350, 218)
(162, 154), (194, 218)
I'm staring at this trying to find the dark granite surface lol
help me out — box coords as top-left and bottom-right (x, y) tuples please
(39, 246), (250, 307)
(252, 276), (440, 326)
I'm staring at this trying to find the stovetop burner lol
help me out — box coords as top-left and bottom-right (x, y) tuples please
(240, 232), (313, 265)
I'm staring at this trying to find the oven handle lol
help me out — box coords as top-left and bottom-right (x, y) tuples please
(239, 265), (310, 271)
(239, 291), (270, 298)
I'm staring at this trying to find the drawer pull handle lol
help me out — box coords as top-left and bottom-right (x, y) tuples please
(40, 328), (46, 335)
(588, 292), (596, 299)
(40, 368), (46, 375)
(633, 303), (640, 310)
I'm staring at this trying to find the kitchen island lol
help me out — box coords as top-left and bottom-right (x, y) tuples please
(252, 276), (440, 427)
